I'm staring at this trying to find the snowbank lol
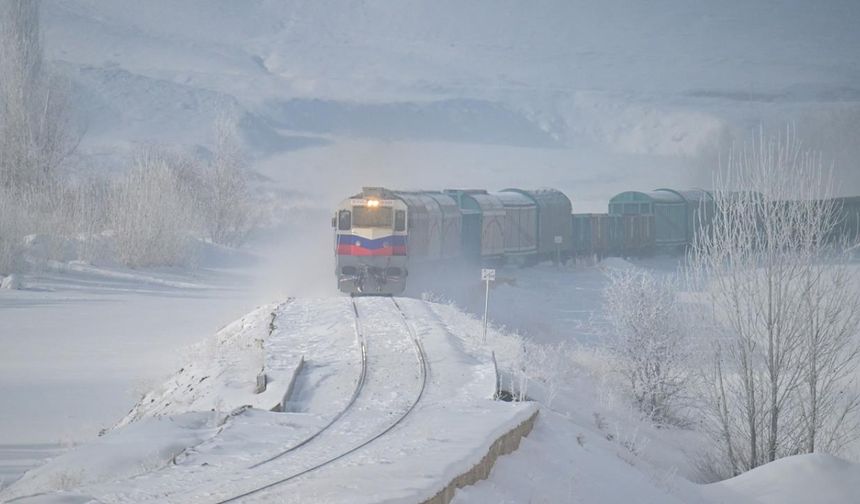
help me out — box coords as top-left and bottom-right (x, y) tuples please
(5, 413), (220, 500)
(704, 453), (860, 504)
(597, 257), (637, 271)
(1, 274), (21, 290)
(118, 301), (298, 425)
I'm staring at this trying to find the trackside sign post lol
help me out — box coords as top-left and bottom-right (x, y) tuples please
(481, 268), (495, 344)
(554, 235), (563, 266)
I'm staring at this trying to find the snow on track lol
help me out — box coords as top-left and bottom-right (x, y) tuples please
(208, 296), (428, 503)
(2, 298), (536, 504)
(226, 298), (535, 504)
(246, 297), (369, 468)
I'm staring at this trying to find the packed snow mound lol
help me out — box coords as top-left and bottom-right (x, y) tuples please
(1, 274), (22, 290)
(597, 257), (638, 271)
(118, 302), (294, 426)
(6, 413), (221, 500)
(704, 453), (860, 504)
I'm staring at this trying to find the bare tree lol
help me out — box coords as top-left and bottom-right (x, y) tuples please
(796, 257), (860, 454)
(689, 127), (860, 477)
(111, 147), (202, 267)
(600, 268), (691, 425)
(0, 0), (76, 188)
(203, 116), (253, 246)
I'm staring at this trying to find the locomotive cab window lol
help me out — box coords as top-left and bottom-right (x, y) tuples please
(353, 206), (393, 228)
(394, 210), (406, 231)
(337, 210), (351, 230)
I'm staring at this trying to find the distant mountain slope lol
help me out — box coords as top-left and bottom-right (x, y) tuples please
(39, 0), (860, 194)
(44, 0), (860, 100)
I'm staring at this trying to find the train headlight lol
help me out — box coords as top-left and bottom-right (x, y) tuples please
(366, 199), (380, 208)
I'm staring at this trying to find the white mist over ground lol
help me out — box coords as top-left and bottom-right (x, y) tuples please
(2, 0), (860, 498)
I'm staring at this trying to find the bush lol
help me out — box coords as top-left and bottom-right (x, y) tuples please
(598, 268), (691, 426)
(110, 148), (203, 268)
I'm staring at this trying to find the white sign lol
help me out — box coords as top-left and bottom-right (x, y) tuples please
(554, 235), (563, 244)
(481, 268), (495, 345)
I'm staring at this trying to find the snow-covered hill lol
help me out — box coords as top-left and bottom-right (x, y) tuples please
(41, 0), (860, 199)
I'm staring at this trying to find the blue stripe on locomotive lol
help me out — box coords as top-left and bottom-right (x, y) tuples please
(336, 234), (407, 250)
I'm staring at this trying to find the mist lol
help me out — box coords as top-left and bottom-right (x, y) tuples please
(3, 0), (860, 496)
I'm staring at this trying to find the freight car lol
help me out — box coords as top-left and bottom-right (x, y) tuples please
(829, 196), (860, 245)
(502, 188), (573, 263)
(571, 213), (655, 258)
(608, 188), (713, 251)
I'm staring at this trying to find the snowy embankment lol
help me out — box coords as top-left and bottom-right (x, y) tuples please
(4, 293), (860, 504)
(1, 297), (535, 503)
(425, 285), (860, 504)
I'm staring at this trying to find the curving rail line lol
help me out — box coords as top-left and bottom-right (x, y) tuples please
(247, 296), (369, 469)
(214, 296), (428, 504)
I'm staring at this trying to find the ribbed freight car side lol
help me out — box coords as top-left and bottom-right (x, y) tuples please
(422, 191), (462, 260)
(572, 213), (610, 257)
(572, 213), (656, 258)
(492, 191), (538, 263)
(444, 189), (506, 263)
(618, 214), (655, 256)
(659, 188), (715, 244)
(609, 189), (713, 251)
(503, 188), (573, 261)
(571, 213), (595, 256)
(394, 191), (444, 262)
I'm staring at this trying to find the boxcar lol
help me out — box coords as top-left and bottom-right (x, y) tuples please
(826, 196), (860, 245)
(444, 189), (506, 263)
(571, 213), (655, 258)
(503, 188), (573, 261)
(609, 188), (712, 251)
(492, 191), (539, 263)
(619, 214), (656, 256)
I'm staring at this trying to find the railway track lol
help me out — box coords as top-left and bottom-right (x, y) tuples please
(213, 296), (428, 503)
(247, 297), (369, 469)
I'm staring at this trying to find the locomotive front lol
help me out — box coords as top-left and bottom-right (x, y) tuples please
(333, 190), (408, 295)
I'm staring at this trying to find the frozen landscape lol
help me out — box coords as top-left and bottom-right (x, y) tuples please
(2, 0), (860, 502)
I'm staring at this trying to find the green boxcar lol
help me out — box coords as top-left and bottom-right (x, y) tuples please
(444, 189), (506, 263)
(609, 188), (713, 250)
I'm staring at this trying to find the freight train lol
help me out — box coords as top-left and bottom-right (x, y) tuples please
(333, 187), (860, 295)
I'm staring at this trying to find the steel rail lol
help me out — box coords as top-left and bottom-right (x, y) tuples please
(214, 296), (428, 504)
(246, 296), (369, 469)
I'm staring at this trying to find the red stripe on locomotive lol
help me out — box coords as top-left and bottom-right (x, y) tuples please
(336, 244), (407, 256)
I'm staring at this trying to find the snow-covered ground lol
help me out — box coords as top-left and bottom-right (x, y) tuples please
(1, 297), (537, 503)
(8, 288), (860, 504)
(0, 263), (262, 483)
(3, 0), (860, 501)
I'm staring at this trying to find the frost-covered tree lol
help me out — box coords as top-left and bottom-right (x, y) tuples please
(796, 259), (860, 454)
(0, 0), (76, 188)
(689, 128), (860, 477)
(600, 268), (690, 425)
(0, 0), (80, 274)
(111, 147), (202, 267)
(204, 116), (253, 246)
